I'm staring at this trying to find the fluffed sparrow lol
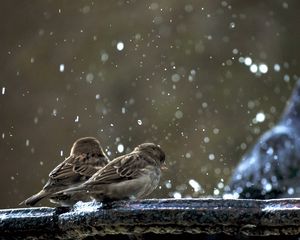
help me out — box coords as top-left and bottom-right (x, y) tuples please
(21, 137), (109, 206)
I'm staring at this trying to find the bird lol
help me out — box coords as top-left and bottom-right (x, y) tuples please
(227, 80), (300, 199)
(57, 143), (166, 201)
(21, 137), (110, 206)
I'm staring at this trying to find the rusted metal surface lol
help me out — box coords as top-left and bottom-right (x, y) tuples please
(1, 198), (300, 239)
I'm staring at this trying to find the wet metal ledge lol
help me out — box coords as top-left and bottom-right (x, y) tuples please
(1, 198), (300, 239)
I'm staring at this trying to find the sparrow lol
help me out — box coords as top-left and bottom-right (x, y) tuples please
(57, 143), (166, 201)
(21, 137), (109, 206)
(227, 80), (300, 199)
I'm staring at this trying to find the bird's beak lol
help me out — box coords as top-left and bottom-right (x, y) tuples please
(160, 162), (168, 171)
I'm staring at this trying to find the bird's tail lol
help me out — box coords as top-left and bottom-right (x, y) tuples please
(19, 190), (50, 206)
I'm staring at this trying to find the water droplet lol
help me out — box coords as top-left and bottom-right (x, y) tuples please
(282, 2), (288, 9)
(221, 1), (228, 7)
(117, 144), (124, 153)
(229, 22), (235, 28)
(283, 74), (290, 82)
(184, 4), (193, 12)
(173, 192), (182, 199)
(149, 2), (159, 10)
(165, 180), (172, 189)
(256, 112), (266, 122)
(171, 73), (180, 82)
(59, 64), (65, 72)
(213, 128), (220, 134)
(213, 189), (220, 195)
(266, 147), (274, 155)
(244, 57), (252, 66)
(116, 42), (124, 51)
(175, 110), (183, 119)
(82, 5), (91, 14)
(208, 153), (215, 160)
(232, 48), (238, 54)
(250, 64), (258, 73)
(86, 73), (94, 83)
(259, 64), (268, 74)
(217, 182), (224, 189)
(52, 109), (57, 116)
(202, 102), (208, 108)
(274, 64), (281, 72)
(188, 179), (201, 192)
(265, 183), (272, 192)
(288, 187), (294, 195)
(240, 142), (247, 150)
(101, 52), (109, 62)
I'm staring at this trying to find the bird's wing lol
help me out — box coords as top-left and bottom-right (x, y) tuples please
(49, 154), (102, 181)
(72, 154), (109, 176)
(85, 154), (144, 185)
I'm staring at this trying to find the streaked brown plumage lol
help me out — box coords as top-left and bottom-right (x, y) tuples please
(21, 137), (109, 206)
(58, 143), (166, 201)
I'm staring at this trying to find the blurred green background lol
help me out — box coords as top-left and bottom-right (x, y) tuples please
(0, 0), (299, 208)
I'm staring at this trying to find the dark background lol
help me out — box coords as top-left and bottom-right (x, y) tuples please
(0, 0), (299, 208)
